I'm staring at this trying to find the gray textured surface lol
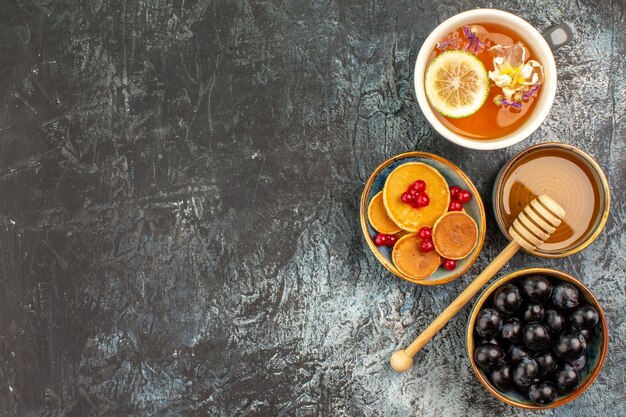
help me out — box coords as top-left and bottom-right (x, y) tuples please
(0, 0), (624, 416)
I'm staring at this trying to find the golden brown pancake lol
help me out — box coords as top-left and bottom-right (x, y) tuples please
(432, 211), (479, 260)
(395, 229), (411, 239)
(392, 233), (441, 280)
(383, 162), (450, 232)
(367, 191), (402, 234)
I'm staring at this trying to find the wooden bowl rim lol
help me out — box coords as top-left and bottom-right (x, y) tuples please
(466, 267), (609, 410)
(492, 142), (611, 258)
(359, 151), (486, 286)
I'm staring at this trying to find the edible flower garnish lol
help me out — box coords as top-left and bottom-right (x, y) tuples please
(522, 85), (540, 100)
(463, 26), (487, 53)
(436, 35), (463, 51)
(436, 26), (490, 53)
(488, 42), (544, 108)
(493, 95), (522, 109)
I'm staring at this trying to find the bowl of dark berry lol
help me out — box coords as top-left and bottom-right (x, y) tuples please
(466, 268), (608, 409)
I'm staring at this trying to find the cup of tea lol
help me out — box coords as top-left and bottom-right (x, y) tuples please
(414, 9), (572, 150)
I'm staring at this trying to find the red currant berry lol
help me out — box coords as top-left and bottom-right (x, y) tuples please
(449, 186), (461, 199)
(401, 192), (412, 204)
(409, 188), (420, 197)
(418, 227), (432, 240)
(420, 239), (434, 252)
(442, 259), (457, 270)
(416, 193), (430, 207)
(410, 179), (426, 193)
(448, 201), (463, 211)
(386, 235), (397, 246)
(456, 189), (472, 204)
(374, 234), (388, 246)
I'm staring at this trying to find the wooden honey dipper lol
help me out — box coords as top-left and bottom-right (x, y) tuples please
(390, 194), (566, 372)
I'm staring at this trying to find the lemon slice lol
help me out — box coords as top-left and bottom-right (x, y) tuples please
(425, 50), (490, 118)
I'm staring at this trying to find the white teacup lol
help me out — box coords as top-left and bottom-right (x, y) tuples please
(414, 9), (564, 150)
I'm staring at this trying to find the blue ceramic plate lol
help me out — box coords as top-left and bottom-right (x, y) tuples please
(359, 151), (486, 285)
(467, 268), (609, 409)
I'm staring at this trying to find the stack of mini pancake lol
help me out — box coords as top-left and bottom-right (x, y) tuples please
(367, 162), (479, 280)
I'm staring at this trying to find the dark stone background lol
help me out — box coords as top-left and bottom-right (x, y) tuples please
(0, 0), (624, 416)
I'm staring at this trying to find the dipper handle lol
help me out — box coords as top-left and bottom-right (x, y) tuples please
(391, 195), (565, 372)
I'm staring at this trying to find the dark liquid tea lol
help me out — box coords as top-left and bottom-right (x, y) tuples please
(499, 147), (602, 254)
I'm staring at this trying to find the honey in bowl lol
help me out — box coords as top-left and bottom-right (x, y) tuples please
(496, 145), (608, 256)
(426, 23), (544, 140)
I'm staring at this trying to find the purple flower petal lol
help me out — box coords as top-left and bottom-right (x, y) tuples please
(466, 38), (474, 51)
(501, 98), (522, 109)
(522, 85), (540, 100)
(462, 26), (487, 53)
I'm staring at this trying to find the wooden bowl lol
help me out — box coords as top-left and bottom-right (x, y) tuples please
(360, 151), (486, 285)
(466, 268), (609, 409)
(492, 142), (610, 258)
